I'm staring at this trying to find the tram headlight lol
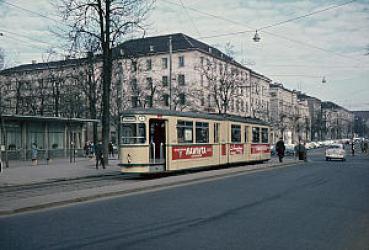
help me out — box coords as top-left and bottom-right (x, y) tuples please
(127, 153), (132, 163)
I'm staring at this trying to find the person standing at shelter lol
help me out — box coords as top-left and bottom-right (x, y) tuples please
(108, 142), (114, 158)
(276, 138), (285, 163)
(351, 140), (355, 156)
(95, 141), (105, 169)
(31, 143), (38, 166)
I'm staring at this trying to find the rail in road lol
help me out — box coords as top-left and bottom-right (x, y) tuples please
(0, 158), (300, 215)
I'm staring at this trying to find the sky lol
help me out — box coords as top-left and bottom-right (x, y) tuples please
(0, 0), (369, 111)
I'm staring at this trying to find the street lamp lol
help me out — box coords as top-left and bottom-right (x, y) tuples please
(253, 30), (260, 42)
(322, 76), (327, 84)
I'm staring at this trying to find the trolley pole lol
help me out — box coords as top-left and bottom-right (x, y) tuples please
(169, 36), (173, 110)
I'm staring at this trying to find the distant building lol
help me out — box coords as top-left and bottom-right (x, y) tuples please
(321, 101), (353, 140)
(297, 93), (322, 141)
(353, 111), (369, 138)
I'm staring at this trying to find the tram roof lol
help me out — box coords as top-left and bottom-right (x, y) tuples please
(121, 108), (270, 126)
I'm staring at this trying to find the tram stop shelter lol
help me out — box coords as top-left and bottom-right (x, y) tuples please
(0, 115), (99, 161)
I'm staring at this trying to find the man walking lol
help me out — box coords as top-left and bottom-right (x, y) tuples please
(276, 138), (286, 163)
(95, 141), (105, 169)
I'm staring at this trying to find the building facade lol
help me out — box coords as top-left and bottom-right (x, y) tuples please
(321, 101), (353, 140)
(114, 33), (271, 121)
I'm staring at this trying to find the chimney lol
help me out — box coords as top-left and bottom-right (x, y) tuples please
(31, 60), (37, 64)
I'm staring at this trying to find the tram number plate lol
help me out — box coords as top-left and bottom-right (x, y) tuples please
(251, 144), (270, 154)
(172, 145), (213, 160)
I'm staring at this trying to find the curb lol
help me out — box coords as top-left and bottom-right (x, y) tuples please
(0, 161), (302, 216)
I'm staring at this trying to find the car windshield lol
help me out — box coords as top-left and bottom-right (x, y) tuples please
(329, 145), (342, 149)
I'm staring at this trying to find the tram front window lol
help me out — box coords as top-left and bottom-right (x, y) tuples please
(122, 123), (146, 144)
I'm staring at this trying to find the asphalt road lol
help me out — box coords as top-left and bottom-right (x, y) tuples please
(1, 150), (369, 250)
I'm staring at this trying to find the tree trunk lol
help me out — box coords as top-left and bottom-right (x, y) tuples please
(101, 1), (112, 166)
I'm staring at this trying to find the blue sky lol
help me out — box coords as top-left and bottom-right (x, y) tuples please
(1, 0), (369, 110)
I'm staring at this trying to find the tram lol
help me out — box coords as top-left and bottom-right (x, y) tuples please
(119, 109), (271, 174)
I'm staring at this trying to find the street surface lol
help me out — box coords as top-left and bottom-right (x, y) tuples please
(1, 149), (369, 250)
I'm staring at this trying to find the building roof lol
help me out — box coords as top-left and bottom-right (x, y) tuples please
(114, 33), (271, 82)
(321, 101), (351, 113)
(0, 57), (89, 75)
(269, 82), (297, 94)
(2, 114), (99, 123)
(121, 108), (270, 126)
(1, 33), (271, 82)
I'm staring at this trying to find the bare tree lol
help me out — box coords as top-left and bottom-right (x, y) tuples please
(58, 0), (155, 164)
(198, 56), (243, 115)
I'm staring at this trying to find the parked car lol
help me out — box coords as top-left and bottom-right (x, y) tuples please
(285, 144), (296, 156)
(325, 144), (346, 161)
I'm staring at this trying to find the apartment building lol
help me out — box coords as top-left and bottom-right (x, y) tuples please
(113, 33), (271, 120)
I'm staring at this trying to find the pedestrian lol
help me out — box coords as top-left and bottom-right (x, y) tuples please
(31, 143), (38, 166)
(351, 140), (355, 156)
(95, 141), (105, 169)
(108, 142), (114, 158)
(364, 140), (368, 154)
(276, 138), (285, 163)
(84, 142), (89, 157)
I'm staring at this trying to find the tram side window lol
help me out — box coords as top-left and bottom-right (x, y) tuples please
(261, 128), (269, 143)
(244, 126), (249, 143)
(214, 123), (220, 143)
(252, 127), (260, 143)
(196, 122), (209, 143)
(122, 123), (146, 144)
(177, 121), (193, 143)
(231, 125), (241, 143)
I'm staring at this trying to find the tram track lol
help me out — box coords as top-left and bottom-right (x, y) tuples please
(0, 174), (140, 201)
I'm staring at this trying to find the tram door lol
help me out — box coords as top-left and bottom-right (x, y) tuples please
(149, 119), (166, 166)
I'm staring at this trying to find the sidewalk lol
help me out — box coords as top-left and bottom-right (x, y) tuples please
(0, 157), (301, 215)
(0, 157), (121, 187)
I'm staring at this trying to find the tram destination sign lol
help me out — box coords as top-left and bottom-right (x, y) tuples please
(172, 145), (213, 160)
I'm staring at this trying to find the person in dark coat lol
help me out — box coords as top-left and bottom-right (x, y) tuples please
(276, 138), (286, 163)
(95, 141), (105, 169)
(108, 142), (114, 158)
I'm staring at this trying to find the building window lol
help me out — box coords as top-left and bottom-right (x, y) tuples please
(131, 96), (140, 108)
(131, 61), (138, 72)
(252, 127), (260, 143)
(162, 76), (168, 87)
(145, 95), (153, 107)
(162, 58), (168, 69)
(177, 120), (193, 143)
(178, 74), (185, 86)
(214, 123), (220, 143)
(179, 93), (186, 105)
(146, 77), (153, 88)
(231, 124), (241, 143)
(146, 59), (152, 71)
(131, 78), (138, 92)
(262, 128), (269, 143)
(178, 56), (185, 67)
(196, 122), (209, 143)
(163, 94), (169, 106)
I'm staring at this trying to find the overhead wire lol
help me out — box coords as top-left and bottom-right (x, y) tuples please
(160, 0), (362, 63)
(1, 0), (66, 25)
(177, 0), (201, 36)
(257, 0), (357, 31)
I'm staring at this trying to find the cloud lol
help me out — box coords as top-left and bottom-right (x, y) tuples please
(1, 0), (368, 110)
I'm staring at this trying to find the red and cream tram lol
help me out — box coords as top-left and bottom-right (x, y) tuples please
(119, 109), (271, 174)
